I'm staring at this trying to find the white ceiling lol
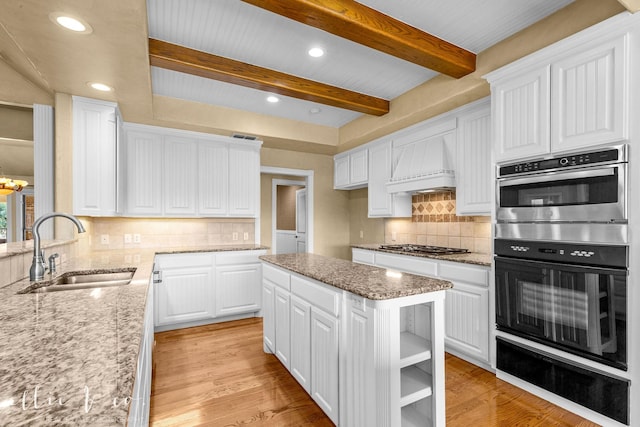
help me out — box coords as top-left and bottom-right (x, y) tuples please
(148, 0), (574, 128)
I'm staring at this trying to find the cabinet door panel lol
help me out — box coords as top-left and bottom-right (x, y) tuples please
(199, 142), (229, 215)
(311, 308), (339, 424)
(73, 98), (117, 216)
(228, 145), (259, 217)
(290, 295), (311, 393)
(275, 287), (291, 368)
(349, 149), (368, 185)
(164, 136), (198, 215)
(215, 263), (261, 316)
(444, 282), (489, 363)
(334, 155), (350, 188)
(456, 103), (492, 215)
(124, 131), (163, 215)
(263, 281), (276, 352)
(368, 141), (411, 218)
(155, 266), (215, 326)
(551, 35), (628, 151)
(494, 66), (551, 162)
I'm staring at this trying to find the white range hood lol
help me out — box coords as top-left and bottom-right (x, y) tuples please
(386, 129), (456, 194)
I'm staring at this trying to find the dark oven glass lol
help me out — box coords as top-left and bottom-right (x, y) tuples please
(495, 256), (627, 369)
(499, 169), (619, 208)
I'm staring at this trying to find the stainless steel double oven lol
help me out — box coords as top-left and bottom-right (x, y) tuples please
(494, 145), (630, 425)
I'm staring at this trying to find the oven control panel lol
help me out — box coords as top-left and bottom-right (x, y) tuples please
(494, 239), (628, 269)
(498, 146), (624, 177)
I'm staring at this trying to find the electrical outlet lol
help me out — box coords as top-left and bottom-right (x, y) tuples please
(124, 234), (132, 244)
(101, 234), (109, 245)
(391, 231), (397, 241)
(232, 232), (238, 241)
(243, 232), (249, 241)
(133, 234), (141, 243)
(359, 230), (364, 239)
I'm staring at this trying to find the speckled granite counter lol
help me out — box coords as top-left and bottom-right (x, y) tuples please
(352, 243), (492, 266)
(260, 253), (452, 300)
(0, 239), (77, 259)
(0, 243), (268, 426)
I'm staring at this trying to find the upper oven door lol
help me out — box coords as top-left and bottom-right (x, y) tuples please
(497, 163), (626, 223)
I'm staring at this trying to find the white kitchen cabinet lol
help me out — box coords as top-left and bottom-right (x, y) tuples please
(551, 35), (628, 151)
(488, 32), (629, 162)
(290, 295), (312, 393)
(164, 136), (198, 215)
(123, 128), (164, 216)
(456, 98), (493, 215)
(198, 141), (229, 215)
(368, 140), (412, 218)
(154, 253), (215, 327)
(262, 280), (276, 352)
(215, 252), (263, 317)
(228, 143), (260, 217)
(128, 277), (154, 426)
(492, 66), (551, 162)
(334, 146), (368, 190)
(72, 96), (119, 216)
(275, 287), (291, 369)
(310, 306), (340, 425)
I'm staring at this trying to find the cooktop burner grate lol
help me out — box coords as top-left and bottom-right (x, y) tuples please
(379, 244), (469, 255)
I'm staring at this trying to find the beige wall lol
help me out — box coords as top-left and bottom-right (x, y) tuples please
(260, 148), (351, 260)
(348, 188), (385, 245)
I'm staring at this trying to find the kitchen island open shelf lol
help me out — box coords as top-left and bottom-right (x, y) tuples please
(260, 253), (451, 427)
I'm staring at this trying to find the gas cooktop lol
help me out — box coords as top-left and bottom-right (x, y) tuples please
(378, 244), (470, 255)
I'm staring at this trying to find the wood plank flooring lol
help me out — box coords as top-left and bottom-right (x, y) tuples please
(149, 318), (599, 427)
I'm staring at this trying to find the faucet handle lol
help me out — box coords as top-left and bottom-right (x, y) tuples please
(48, 253), (60, 274)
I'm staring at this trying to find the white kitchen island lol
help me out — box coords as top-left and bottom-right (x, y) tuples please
(260, 253), (452, 427)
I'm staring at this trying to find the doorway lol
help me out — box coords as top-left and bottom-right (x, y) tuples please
(261, 166), (314, 255)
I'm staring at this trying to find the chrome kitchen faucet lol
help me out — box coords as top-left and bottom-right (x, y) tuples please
(29, 212), (86, 281)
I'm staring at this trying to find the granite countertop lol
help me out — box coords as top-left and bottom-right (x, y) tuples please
(0, 239), (79, 260)
(351, 243), (492, 267)
(260, 253), (453, 300)
(0, 243), (268, 425)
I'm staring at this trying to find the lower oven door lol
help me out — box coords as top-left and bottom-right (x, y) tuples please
(495, 256), (627, 369)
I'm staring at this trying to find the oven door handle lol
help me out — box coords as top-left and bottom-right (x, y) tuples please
(498, 166), (617, 187)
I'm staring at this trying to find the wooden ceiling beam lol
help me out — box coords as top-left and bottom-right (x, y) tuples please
(241, 0), (476, 78)
(149, 38), (389, 116)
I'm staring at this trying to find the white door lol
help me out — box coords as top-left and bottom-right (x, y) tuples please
(295, 188), (307, 253)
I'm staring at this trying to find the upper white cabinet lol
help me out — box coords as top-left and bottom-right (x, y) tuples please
(488, 32), (629, 162)
(121, 123), (261, 217)
(367, 140), (412, 218)
(124, 129), (164, 216)
(72, 96), (119, 216)
(334, 147), (368, 189)
(456, 98), (493, 215)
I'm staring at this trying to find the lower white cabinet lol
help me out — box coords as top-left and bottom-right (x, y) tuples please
(274, 287), (291, 368)
(215, 253), (262, 317)
(310, 306), (340, 424)
(155, 250), (266, 330)
(262, 281), (276, 351)
(154, 253), (215, 327)
(128, 280), (154, 426)
(290, 295), (312, 393)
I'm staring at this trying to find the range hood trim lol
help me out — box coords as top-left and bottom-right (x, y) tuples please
(386, 171), (456, 194)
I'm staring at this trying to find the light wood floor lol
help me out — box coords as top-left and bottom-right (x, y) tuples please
(149, 318), (599, 427)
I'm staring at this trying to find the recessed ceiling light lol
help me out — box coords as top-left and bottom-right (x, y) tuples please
(266, 95), (279, 103)
(49, 12), (93, 34)
(309, 108), (322, 114)
(308, 47), (325, 58)
(88, 82), (113, 92)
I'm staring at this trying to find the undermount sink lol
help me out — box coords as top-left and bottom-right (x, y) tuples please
(20, 269), (136, 294)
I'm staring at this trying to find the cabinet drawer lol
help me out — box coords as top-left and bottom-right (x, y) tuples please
(291, 275), (340, 317)
(352, 248), (375, 265)
(375, 253), (438, 277)
(155, 253), (213, 269)
(263, 263), (290, 291)
(216, 250), (265, 266)
(439, 262), (489, 287)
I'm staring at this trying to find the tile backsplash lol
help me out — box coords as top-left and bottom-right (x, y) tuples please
(87, 218), (256, 251)
(384, 192), (492, 254)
